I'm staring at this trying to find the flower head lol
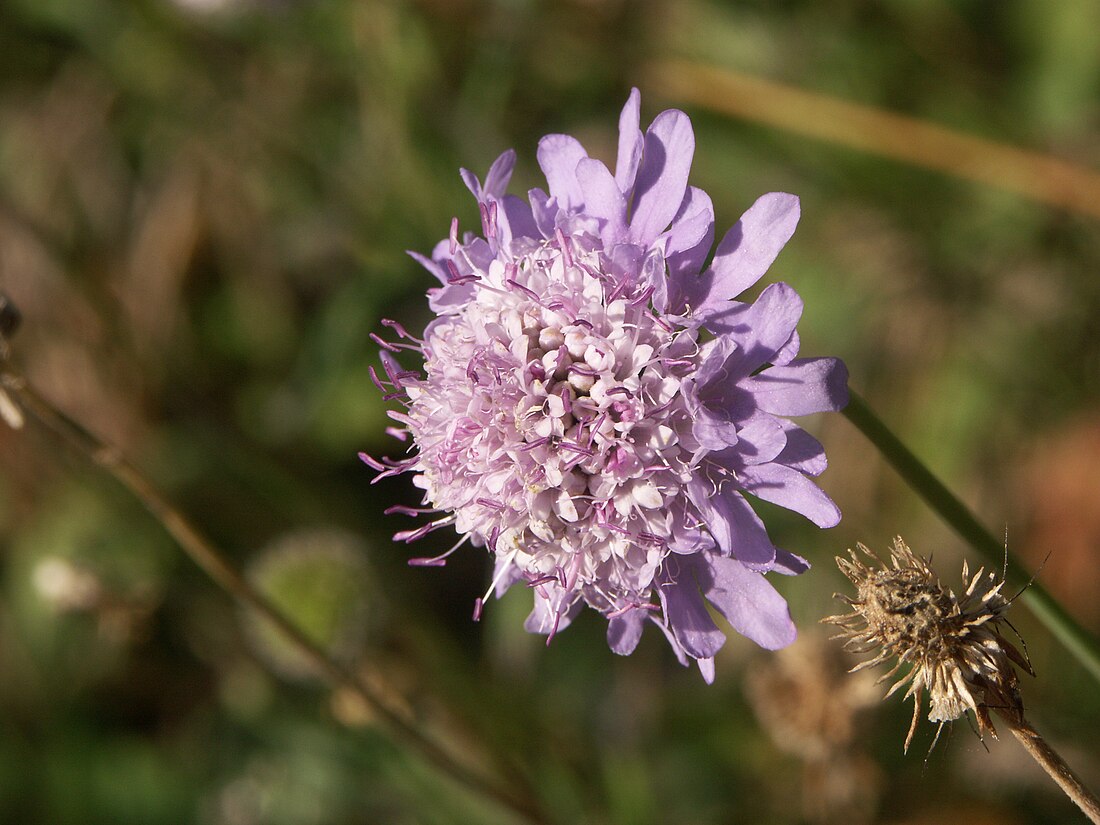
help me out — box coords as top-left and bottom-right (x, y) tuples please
(366, 89), (848, 681)
(824, 537), (1033, 751)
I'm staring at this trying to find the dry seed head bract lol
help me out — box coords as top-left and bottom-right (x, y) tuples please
(823, 537), (1033, 752)
(745, 635), (884, 825)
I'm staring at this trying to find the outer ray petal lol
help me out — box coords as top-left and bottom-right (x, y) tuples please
(615, 88), (644, 194)
(537, 134), (588, 211)
(629, 109), (695, 246)
(577, 158), (627, 245)
(687, 474), (777, 568)
(748, 357), (851, 416)
(698, 553), (797, 650)
(607, 608), (646, 655)
(740, 462), (842, 528)
(658, 561), (726, 659)
(694, 192), (800, 316)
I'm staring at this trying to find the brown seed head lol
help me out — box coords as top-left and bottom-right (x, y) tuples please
(823, 537), (1033, 752)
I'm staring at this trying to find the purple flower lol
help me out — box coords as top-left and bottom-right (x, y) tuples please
(365, 89), (848, 681)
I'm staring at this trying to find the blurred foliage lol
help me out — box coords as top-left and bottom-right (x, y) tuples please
(2, 0), (1100, 823)
(243, 528), (376, 680)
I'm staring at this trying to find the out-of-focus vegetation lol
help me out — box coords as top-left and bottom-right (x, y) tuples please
(2, 1), (1099, 823)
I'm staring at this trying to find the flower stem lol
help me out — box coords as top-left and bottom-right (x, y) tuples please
(842, 389), (1100, 685)
(0, 364), (544, 825)
(998, 712), (1100, 823)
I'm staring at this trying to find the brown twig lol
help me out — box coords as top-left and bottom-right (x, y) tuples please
(998, 712), (1100, 824)
(0, 305), (543, 824)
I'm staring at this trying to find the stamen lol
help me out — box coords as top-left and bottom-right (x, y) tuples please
(662, 358), (695, 370)
(371, 334), (421, 354)
(647, 398), (676, 418)
(630, 285), (655, 306)
(376, 456), (418, 476)
(380, 318), (423, 343)
(478, 202), (491, 238)
(506, 279), (541, 302)
(408, 533), (470, 567)
(357, 452), (385, 471)
(546, 611), (562, 646)
(370, 333), (401, 353)
(606, 278), (630, 304)
(562, 453), (589, 472)
(393, 516), (455, 543)
(555, 228), (573, 268)
(473, 548), (520, 622)
(603, 523), (634, 538)
(558, 386), (572, 415)
(606, 601), (659, 619)
(385, 504), (437, 516)
(558, 441), (594, 457)
(368, 366), (390, 392)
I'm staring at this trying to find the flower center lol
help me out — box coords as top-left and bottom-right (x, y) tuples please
(407, 234), (700, 610)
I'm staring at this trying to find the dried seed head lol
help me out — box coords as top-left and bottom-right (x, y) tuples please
(823, 537), (1033, 752)
(745, 636), (884, 825)
(745, 634), (880, 762)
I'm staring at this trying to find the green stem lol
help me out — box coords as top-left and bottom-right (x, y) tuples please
(843, 390), (1100, 684)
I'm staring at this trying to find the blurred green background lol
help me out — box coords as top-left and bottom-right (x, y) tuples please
(2, 1), (1099, 823)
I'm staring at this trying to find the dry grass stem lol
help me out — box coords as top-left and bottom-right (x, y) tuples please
(648, 61), (1100, 221)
